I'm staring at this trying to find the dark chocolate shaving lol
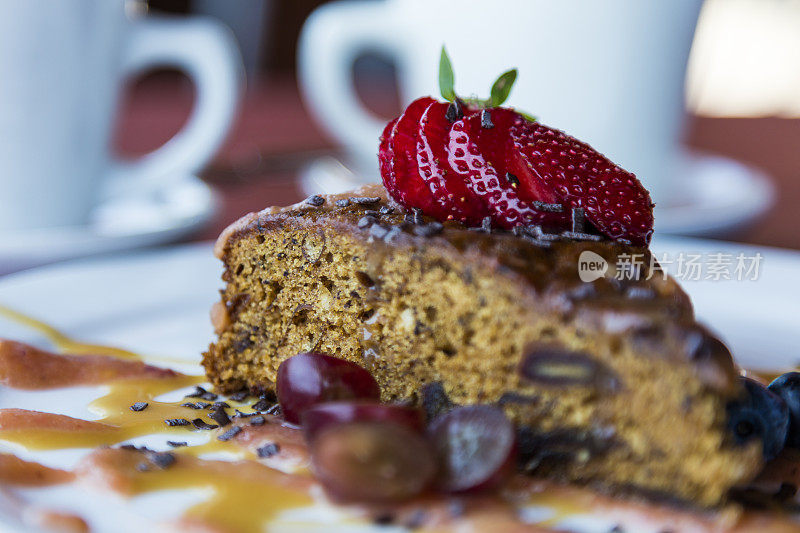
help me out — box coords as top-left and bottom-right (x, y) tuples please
(249, 415), (266, 426)
(256, 443), (280, 458)
(251, 397), (271, 411)
(167, 441), (188, 448)
(165, 418), (191, 427)
(357, 216), (376, 229)
(181, 402), (209, 410)
(148, 451), (176, 469)
(571, 207), (586, 232)
(217, 426), (242, 442)
(335, 198), (350, 208)
(531, 201), (563, 213)
(229, 390), (249, 402)
(350, 196), (381, 205)
(191, 418), (219, 430)
(129, 402), (148, 412)
(305, 195), (325, 207)
(421, 382), (454, 421)
(445, 100), (463, 122)
(209, 406), (231, 427)
(481, 109), (494, 129)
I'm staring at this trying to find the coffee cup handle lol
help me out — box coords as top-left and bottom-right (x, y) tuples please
(298, 1), (403, 163)
(106, 16), (243, 198)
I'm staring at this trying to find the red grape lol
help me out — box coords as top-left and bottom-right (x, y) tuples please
(429, 405), (516, 493)
(310, 421), (436, 502)
(276, 352), (381, 424)
(301, 401), (425, 441)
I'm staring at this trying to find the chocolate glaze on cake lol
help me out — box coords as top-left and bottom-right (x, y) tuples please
(205, 184), (762, 507)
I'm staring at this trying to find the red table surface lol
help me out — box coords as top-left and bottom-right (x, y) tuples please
(115, 74), (800, 251)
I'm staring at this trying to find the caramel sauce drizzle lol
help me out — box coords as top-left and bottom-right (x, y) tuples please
(78, 448), (313, 533)
(2, 305), (800, 532)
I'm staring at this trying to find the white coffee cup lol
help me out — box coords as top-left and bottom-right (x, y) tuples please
(0, 0), (242, 230)
(299, 0), (703, 202)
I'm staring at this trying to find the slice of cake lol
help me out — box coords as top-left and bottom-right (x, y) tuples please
(204, 185), (761, 506)
(205, 57), (768, 507)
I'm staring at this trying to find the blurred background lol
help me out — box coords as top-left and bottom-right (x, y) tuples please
(1, 0), (799, 275)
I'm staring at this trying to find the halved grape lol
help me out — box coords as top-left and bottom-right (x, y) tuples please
(301, 401), (425, 441)
(429, 405), (516, 493)
(276, 352), (381, 424)
(310, 421), (436, 502)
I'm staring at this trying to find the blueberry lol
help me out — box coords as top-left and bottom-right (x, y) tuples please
(727, 377), (789, 460)
(768, 372), (800, 448)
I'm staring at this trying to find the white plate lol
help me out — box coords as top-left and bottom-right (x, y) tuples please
(0, 175), (216, 275)
(0, 236), (798, 532)
(300, 153), (775, 239)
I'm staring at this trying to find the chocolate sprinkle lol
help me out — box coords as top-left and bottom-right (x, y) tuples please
(561, 230), (603, 241)
(233, 409), (256, 418)
(249, 415), (266, 426)
(421, 382), (454, 421)
(379, 206), (394, 215)
(129, 402), (148, 412)
(167, 441), (188, 448)
(148, 452), (176, 469)
(251, 397), (271, 411)
(191, 418), (218, 430)
(217, 426), (242, 442)
(481, 109), (494, 129)
(181, 402), (209, 410)
(265, 403), (282, 416)
(212, 401), (231, 409)
(350, 196), (381, 205)
(413, 222), (443, 237)
(505, 172), (519, 187)
(305, 195), (325, 207)
(165, 418), (191, 427)
(184, 386), (209, 398)
(445, 100), (463, 122)
(370, 223), (390, 239)
(531, 200), (563, 213)
(209, 406), (231, 427)
(571, 207), (586, 232)
(335, 198), (350, 208)
(256, 443), (280, 458)
(357, 215), (376, 229)
(200, 391), (219, 401)
(229, 391), (249, 402)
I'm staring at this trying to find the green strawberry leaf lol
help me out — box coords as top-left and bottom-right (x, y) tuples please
(518, 110), (538, 122)
(439, 46), (456, 102)
(489, 69), (517, 107)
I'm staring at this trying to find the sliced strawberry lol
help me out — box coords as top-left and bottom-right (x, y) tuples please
(447, 109), (570, 229)
(380, 97), (436, 212)
(510, 118), (654, 245)
(416, 101), (487, 224)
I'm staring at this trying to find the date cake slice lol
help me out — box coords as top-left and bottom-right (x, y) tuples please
(204, 185), (762, 507)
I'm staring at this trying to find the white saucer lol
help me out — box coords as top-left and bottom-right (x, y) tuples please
(300, 152), (775, 238)
(0, 175), (216, 274)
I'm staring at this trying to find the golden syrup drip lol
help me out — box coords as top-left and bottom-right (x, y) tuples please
(0, 374), (204, 450)
(0, 304), (140, 360)
(81, 448), (313, 533)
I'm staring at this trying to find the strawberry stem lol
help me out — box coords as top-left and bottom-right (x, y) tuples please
(437, 45), (536, 121)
